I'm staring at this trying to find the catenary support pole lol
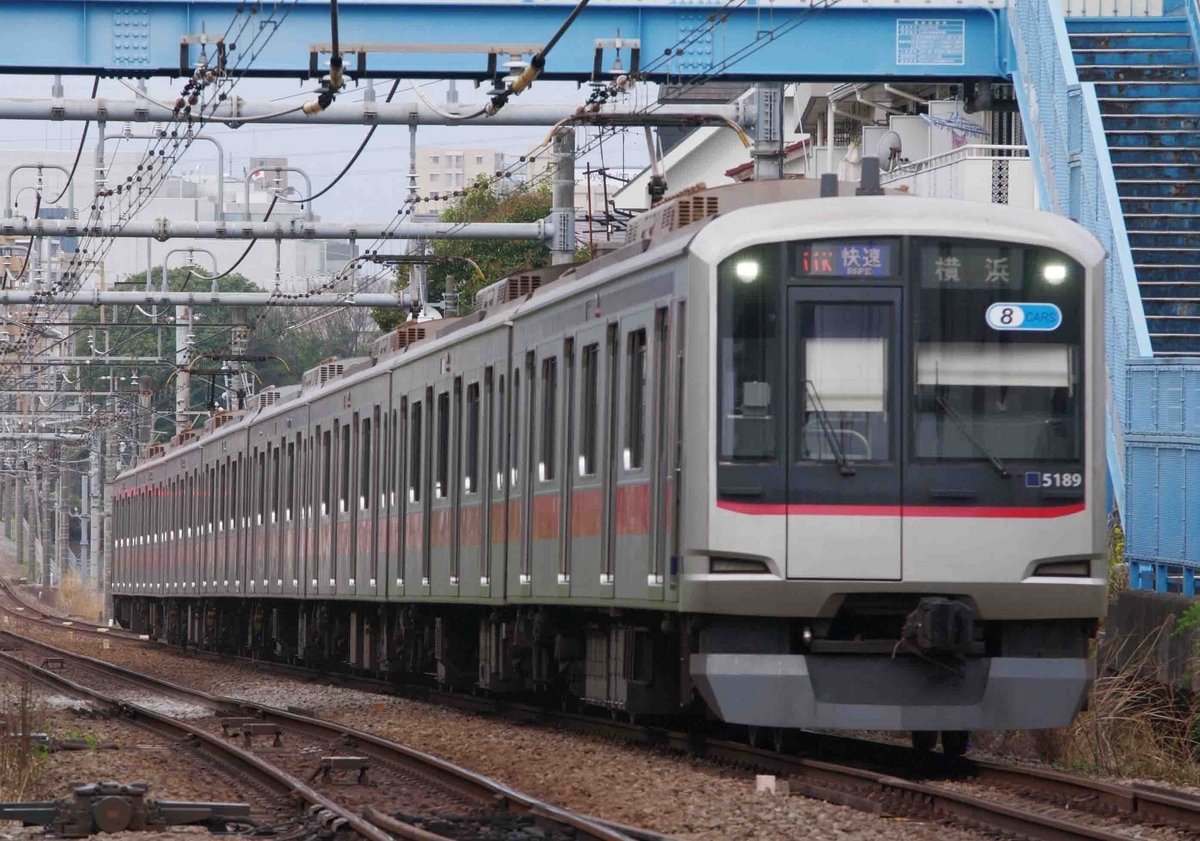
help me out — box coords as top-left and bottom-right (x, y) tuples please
(551, 129), (576, 266)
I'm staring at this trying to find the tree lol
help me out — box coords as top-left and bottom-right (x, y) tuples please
(73, 267), (379, 441)
(372, 177), (555, 332)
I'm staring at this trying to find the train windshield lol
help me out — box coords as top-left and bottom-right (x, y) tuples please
(715, 236), (1087, 504)
(913, 238), (1083, 464)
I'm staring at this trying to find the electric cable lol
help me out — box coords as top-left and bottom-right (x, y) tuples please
(271, 79), (402, 203)
(5, 193), (42, 291)
(48, 76), (100, 205)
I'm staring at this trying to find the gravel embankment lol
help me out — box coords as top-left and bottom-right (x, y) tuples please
(0, 617), (991, 841)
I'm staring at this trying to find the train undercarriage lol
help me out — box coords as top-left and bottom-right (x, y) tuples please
(114, 596), (692, 722)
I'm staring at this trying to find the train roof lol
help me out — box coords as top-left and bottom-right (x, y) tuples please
(114, 179), (1104, 484)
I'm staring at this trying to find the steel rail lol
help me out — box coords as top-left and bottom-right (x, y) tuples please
(5, 583), (1198, 837)
(0, 623), (640, 841)
(0, 647), (393, 841)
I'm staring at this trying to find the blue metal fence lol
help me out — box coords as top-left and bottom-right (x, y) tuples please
(1008, 0), (1153, 522)
(1008, 1), (1200, 593)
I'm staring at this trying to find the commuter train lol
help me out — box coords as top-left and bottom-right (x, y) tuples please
(111, 174), (1107, 755)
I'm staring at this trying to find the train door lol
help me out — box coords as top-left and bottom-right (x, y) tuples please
(785, 286), (903, 580)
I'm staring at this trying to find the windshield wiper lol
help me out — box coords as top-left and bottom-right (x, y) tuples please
(934, 394), (1010, 478)
(803, 380), (855, 476)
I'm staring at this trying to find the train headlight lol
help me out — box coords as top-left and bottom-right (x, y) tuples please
(709, 557), (770, 574)
(1042, 264), (1068, 284)
(1033, 559), (1091, 577)
(734, 260), (760, 283)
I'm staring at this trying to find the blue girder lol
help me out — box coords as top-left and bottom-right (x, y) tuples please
(1, 0), (1011, 81)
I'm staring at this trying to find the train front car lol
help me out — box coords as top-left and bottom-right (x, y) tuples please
(683, 196), (1107, 752)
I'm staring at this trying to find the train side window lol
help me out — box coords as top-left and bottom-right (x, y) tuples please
(257, 451), (266, 526)
(271, 447), (280, 525)
(377, 407), (386, 509)
(321, 429), (332, 516)
(221, 465), (228, 535)
(495, 374), (505, 493)
(625, 328), (648, 471)
(391, 408), (399, 507)
(580, 343), (599, 476)
(540, 356), (558, 482)
(360, 416), (372, 511)
(465, 382), (480, 494)
(436, 390), (451, 499)
(286, 442), (296, 521)
(234, 455), (243, 527)
(509, 371), (520, 486)
(409, 401), (423, 503)
(341, 422), (353, 514)
(208, 467), (216, 534)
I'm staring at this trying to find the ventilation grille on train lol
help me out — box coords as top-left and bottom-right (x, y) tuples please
(677, 195), (719, 226)
(473, 264), (575, 312)
(175, 429), (200, 447)
(625, 184), (719, 242)
(372, 323), (428, 357)
(205, 410), (242, 432)
(147, 444), (165, 459)
(302, 363), (345, 388)
(250, 389), (281, 411)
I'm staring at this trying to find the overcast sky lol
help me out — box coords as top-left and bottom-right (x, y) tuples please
(0, 74), (652, 224)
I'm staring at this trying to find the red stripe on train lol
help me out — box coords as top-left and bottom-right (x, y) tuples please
(716, 501), (1086, 518)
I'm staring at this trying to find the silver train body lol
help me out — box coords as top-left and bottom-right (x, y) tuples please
(111, 180), (1107, 734)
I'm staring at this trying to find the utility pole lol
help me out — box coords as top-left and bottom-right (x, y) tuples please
(38, 464), (51, 588)
(89, 433), (103, 592)
(14, 471), (24, 576)
(752, 82), (786, 181)
(56, 448), (67, 583)
(551, 128), (576, 266)
(176, 305), (191, 432)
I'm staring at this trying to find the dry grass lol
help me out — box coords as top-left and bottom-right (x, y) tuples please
(58, 571), (103, 623)
(0, 682), (46, 800)
(976, 622), (1200, 786)
(976, 518), (1200, 785)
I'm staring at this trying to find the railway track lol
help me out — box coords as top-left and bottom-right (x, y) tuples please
(3, 582), (1198, 841)
(0, 625), (655, 841)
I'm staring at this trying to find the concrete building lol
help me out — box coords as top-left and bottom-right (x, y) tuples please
(614, 82), (1034, 213)
(0, 148), (357, 293)
(415, 146), (506, 201)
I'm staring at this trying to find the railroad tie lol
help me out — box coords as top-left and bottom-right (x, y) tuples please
(219, 717), (258, 737)
(240, 722), (283, 748)
(310, 756), (371, 786)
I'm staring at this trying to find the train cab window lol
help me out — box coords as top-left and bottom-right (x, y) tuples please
(436, 391), (451, 498)
(360, 417), (372, 511)
(465, 382), (480, 494)
(409, 401), (423, 503)
(717, 245), (780, 463)
(580, 344), (599, 477)
(796, 302), (892, 463)
(913, 239), (1083, 462)
(625, 330), (647, 471)
(540, 357), (558, 482)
